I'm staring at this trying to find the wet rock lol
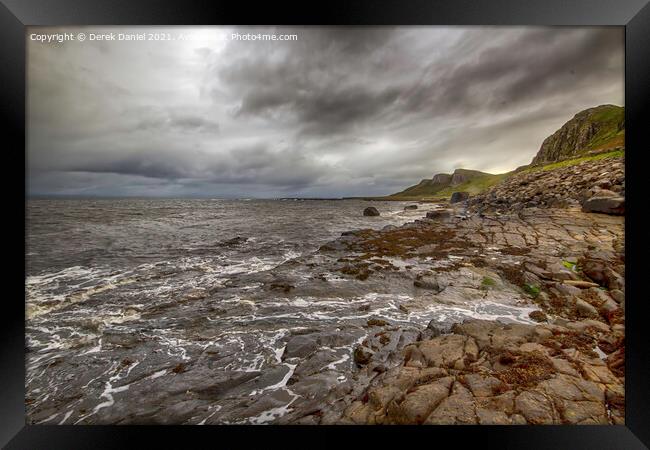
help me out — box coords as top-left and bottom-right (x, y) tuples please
(363, 207), (380, 216)
(367, 317), (389, 327)
(284, 330), (359, 360)
(450, 192), (470, 204)
(353, 346), (374, 366)
(293, 350), (346, 378)
(425, 209), (451, 219)
(413, 277), (443, 293)
(221, 236), (248, 246)
(425, 320), (443, 338)
(284, 335), (319, 359)
(404, 205), (418, 210)
(528, 310), (548, 323)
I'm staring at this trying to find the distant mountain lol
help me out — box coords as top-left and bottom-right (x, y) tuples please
(531, 104), (624, 165)
(387, 105), (625, 200)
(390, 168), (493, 198)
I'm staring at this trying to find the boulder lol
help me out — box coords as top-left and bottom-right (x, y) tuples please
(450, 192), (470, 204)
(581, 195), (625, 215)
(363, 206), (380, 216)
(404, 205), (418, 210)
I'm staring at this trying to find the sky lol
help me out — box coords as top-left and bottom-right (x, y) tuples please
(27, 26), (624, 198)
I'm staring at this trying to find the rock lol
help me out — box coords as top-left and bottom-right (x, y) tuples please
(424, 382), (477, 424)
(367, 318), (389, 327)
(552, 283), (581, 297)
(580, 258), (607, 285)
(417, 335), (478, 370)
(582, 196), (625, 215)
(584, 287), (615, 306)
(221, 236), (248, 246)
(389, 376), (454, 424)
(425, 320), (443, 338)
(353, 346), (373, 366)
(476, 408), (511, 425)
(404, 205), (418, 210)
(284, 335), (320, 359)
(609, 289), (624, 304)
(546, 262), (578, 281)
(575, 298), (599, 317)
(463, 373), (503, 397)
(450, 192), (470, 204)
(524, 263), (552, 280)
(413, 277), (443, 293)
(426, 209), (451, 219)
(528, 310), (548, 323)
(603, 268), (625, 291)
(363, 207), (380, 216)
(562, 280), (600, 289)
(515, 390), (556, 424)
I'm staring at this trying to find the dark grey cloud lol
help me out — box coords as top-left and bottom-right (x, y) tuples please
(138, 113), (220, 133)
(27, 26), (623, 197)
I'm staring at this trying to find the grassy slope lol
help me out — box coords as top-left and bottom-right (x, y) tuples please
(390, 180), (447, 198)
(585, 106), (625, 151)
(386, 172), (507, 201)
(519, 149), (625, 174)
(433, 173), (510, 197)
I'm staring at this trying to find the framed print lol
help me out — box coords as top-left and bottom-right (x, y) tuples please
(3, 0), (650, 448)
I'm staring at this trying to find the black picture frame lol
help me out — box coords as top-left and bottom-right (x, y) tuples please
(5, 0), (650, 448)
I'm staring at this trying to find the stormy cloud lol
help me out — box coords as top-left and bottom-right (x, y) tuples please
(27, 26), (624, 198)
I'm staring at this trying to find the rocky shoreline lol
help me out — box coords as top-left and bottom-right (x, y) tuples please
(292, 156), (625, 425)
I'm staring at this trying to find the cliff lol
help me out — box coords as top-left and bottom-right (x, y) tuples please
(530, 104), (624, 165)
